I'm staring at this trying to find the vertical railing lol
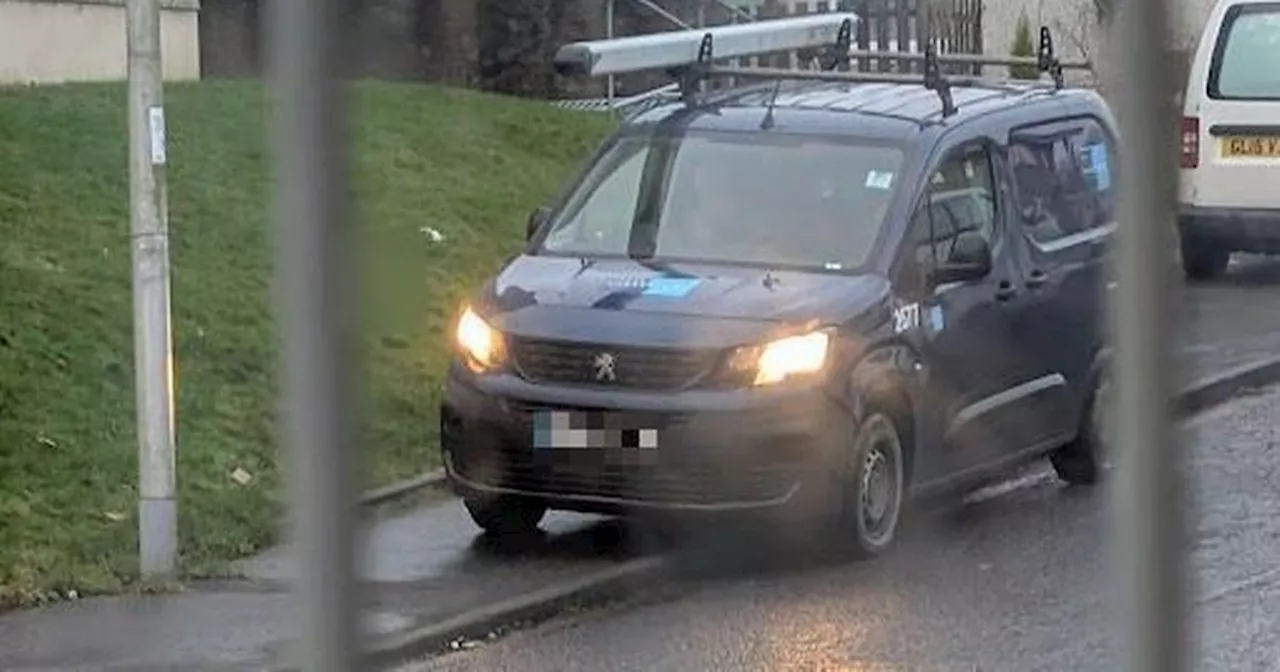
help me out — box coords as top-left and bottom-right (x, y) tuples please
(268, 0), (361, 668)
(264, 0), (1184, 669)
(606, 0), (616, 104)
(1111, 0), (1188, 666)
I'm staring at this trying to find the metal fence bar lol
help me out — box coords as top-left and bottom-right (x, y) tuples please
(249, 0), (1184, 669)
(627, 0), (694, 29)
(1110, 0), (1187, 667)
(844, 49), (1090, 69)
(714, 0), (757, 23)
(268, 0), (361, 668)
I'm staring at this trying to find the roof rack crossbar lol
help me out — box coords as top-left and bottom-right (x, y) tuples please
(921, 43), (956, 118)
(820, 17), (854, 72)
(701, 65), (1068, 106)
(672, 32), (716, 103)
(845, 49), (1091, 72)
(1038, 26), (1066, 89)
(701, 64), (1070, 116)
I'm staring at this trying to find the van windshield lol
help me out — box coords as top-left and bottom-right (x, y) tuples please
(1210, 3), (1280, 100)
(536, 130), (905, 271)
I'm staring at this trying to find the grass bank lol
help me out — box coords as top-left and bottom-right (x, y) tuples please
(0, 80), (615, 607)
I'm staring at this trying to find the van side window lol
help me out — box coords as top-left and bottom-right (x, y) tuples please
(1209, 4), (1280, 100)
(898, 145), (999, 296)
(542, 139), (650, 253)
(1010, 119), (1117, 246)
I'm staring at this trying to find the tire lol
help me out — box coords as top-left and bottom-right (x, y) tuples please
(839, 411), (907, 558)
(1180, 238), (1229, 280)
(1051, 367), (1113, 486)
(463, 495), (547, 536)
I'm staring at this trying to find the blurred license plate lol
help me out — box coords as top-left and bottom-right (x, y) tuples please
(531, 410), (661, 451)
(1220, 136), (1280, 158)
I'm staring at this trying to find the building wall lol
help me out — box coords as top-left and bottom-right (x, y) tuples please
(0, 0), (200, 85)
(979, 0), (1219, 88)
(198, 0), (257, 78)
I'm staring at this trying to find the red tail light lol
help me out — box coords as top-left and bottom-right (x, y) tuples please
(1180, 116), (1200, 168)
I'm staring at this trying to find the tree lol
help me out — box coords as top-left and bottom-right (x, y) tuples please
(1053, 3), (1098, 69)
(1009, 12), (1038, 80)
(476, 0), (598, 97)
(1093, 0), (1112, 24)
(414, 0), (480, 85)
(476, 0), (553, 95)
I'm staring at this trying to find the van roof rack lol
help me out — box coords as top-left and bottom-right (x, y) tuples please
(553, 17), (1092, 119)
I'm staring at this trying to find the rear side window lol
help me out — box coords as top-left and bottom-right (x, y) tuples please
(1208, 3), (1280, 100)
(1009, 118), (1118, 246)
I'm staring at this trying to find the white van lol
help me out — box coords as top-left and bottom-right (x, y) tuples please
(1178, 0), (1280, 279)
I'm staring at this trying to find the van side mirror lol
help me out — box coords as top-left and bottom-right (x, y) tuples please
(929, 230), (992, 285)
(526, 206), (551, 241)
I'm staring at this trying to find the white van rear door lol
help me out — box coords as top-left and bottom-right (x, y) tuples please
(1191, 1), (1280, 209)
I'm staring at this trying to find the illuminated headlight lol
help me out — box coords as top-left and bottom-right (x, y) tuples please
(727, 330), (831, 386)
(455, 306), (505, 372)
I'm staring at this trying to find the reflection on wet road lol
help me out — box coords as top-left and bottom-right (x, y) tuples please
(188, 255), (1280, 671)
(3, 261), (1278, 670)
(400, 384), (1280, 672)
(1182, 255), (1280, 376)
(379, 257), (1280, 672)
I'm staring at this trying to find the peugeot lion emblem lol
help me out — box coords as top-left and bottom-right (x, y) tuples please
(593, 352), (618, 382)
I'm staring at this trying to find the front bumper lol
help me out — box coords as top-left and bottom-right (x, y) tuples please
(439, 367), (845, 515)
(1178, 205), (1280, 253)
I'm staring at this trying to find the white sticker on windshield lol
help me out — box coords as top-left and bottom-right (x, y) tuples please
(865, 170), (894, 190)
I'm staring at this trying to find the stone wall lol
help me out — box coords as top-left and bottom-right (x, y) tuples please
(0, 0), (201, 85)
(199, 0), (469, 82)
(197, 0), (617, 95)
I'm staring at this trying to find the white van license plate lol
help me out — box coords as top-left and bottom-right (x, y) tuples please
(1221, 136), (1280, 158)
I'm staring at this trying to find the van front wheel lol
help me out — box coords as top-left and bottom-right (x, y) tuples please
(463, 495), (547, 536)
(839, 412), (906, 558)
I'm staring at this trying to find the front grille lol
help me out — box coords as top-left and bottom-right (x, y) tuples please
(508, 337), (720, 390)
(500, 398), (685, 425)
(449, 402), (801, 506)
(454, 444), (797, 506)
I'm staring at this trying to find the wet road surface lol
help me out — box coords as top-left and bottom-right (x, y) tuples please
(397, 382), (1280, 672)
(2, 259), (1279, 670)
(1182, 256), (1280, 378)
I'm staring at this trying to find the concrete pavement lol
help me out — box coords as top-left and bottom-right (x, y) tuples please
(2, 266), (1280, 670)
(0, 494), (660, 671)
(397, 382), (1280, 672)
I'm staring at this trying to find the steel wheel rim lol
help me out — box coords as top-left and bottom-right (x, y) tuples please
(856, 416), (902, 547)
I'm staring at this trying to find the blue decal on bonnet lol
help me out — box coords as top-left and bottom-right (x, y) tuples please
(642, 277), (701, 298)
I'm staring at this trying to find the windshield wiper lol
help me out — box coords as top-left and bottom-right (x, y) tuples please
(629, 254), (677, 274)
(760, 79), (782, 130)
